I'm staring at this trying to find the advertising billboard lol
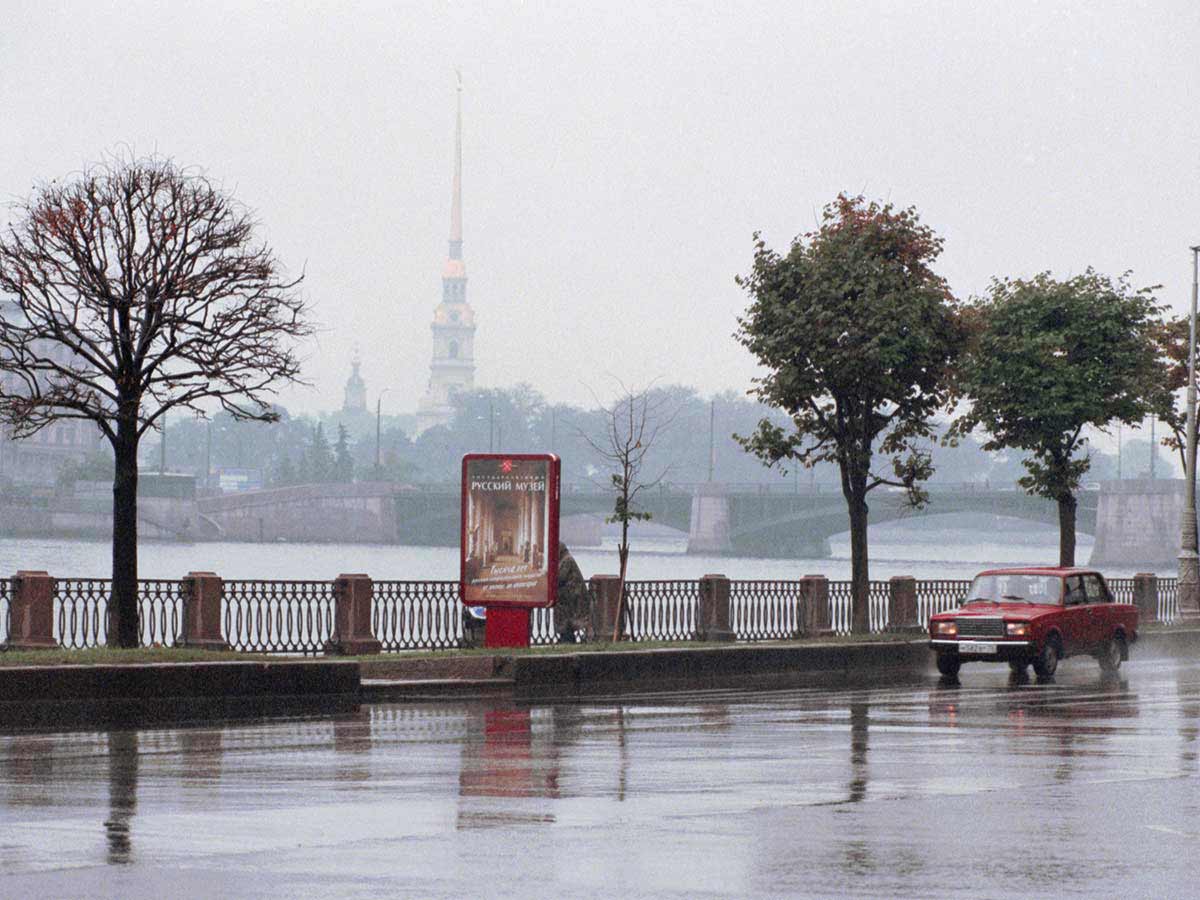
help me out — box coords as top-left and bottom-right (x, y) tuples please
(460, 453), (560, 608)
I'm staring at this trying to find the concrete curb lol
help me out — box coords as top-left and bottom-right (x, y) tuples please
(0, 660), (360, 729)
(0, 660), (360, 700)
(1, 629), (1197, 725)
(503, 640), (932, 698)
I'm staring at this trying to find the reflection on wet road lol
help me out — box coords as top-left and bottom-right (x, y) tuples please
(3, 658), (1200, 898)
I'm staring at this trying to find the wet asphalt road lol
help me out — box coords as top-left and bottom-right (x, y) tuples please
(2, 654), (1199, 899)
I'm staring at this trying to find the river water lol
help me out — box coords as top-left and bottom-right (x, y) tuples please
(0, 513), (1177, 582)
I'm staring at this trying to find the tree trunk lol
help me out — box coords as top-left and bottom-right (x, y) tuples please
(1057, 492), (1077, 567)
(613, 520), (630, 642)
(110, 417), (140, 648)
(848, 494), (871, 634)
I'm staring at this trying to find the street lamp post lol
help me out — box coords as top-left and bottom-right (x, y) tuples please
(375, 388), (392, 474)
(1179, 246), (1200, 617)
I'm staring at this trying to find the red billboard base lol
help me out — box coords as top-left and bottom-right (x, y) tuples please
(484, 608), (531, 648)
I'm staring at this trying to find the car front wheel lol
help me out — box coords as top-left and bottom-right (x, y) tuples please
(1098, 636), (1124, 674)
(1033, 637), (1060, 680)
(936, 653), (961, 677)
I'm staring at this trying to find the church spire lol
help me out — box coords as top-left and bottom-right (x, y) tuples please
(449, 69), (463, 260)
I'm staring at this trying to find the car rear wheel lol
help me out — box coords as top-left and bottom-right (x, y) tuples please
(936, 654), (961, 677)
(1033, 637), (1060, 680)
(1098, 636), (1124, 674)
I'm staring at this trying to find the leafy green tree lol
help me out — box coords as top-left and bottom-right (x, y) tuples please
(954, 270), (1166, 565)
(333, 423), (354, 482)
(1150, 315), (1197, 473)
(736, 195), (960, 633)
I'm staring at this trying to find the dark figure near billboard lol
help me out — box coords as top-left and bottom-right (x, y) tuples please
(556, 543), (589, 643)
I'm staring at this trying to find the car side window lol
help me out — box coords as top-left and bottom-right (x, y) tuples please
(1064, 576), (1087, 606)
(1083, 574), (1109, 604)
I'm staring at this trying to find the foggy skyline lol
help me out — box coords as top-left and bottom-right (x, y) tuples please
(3, 1), (1198, 417)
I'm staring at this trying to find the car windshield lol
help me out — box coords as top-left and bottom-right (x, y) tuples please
(965, 573), (1062, 606)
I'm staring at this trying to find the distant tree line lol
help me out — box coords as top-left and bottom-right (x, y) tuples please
(137, 381), (1119, 496)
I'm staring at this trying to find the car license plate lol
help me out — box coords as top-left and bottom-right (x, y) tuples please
(960, 642), (997, 654)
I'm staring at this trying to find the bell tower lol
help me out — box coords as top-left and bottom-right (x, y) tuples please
(417, 72), (476, 434)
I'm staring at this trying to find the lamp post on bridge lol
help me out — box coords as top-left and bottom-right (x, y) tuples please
(375, 388), (392, 475)
(1178, 246), (1200, 617)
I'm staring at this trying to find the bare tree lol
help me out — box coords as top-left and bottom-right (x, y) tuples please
(0, 158), (312, 647)
(581, 383), (674, 641)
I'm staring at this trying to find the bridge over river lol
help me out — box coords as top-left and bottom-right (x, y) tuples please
(195, 478), (1182, 566)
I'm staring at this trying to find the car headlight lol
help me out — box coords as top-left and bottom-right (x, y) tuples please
(933, 621), (957, 637)
(1006, 621), (1029, 637)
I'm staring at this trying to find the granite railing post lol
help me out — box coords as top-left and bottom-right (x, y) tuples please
(1132, 573), (1159, 623)
(888, 576), (919, 632)
(327, 573), (382, 655)
(697, 574), (735, 642)
(4, 571), (58, 650)
(590, 575), (622, 641)
(801, 575), (831, 636)
(179, 571), (229, 651)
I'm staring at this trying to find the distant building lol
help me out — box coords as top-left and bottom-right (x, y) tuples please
(343, 346), (367, 414)
(416, 74), (477, 434)
(0, 299), (107, 486)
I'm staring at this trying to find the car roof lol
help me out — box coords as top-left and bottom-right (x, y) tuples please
(973, 567), (1099, 577)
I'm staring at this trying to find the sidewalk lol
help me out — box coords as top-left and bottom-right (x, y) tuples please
(3, 628), (1198, 727)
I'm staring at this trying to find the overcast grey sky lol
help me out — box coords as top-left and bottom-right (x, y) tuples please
(3, 1), (1198, 416)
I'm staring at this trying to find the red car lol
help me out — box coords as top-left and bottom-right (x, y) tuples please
(929, 567), (1138, 680)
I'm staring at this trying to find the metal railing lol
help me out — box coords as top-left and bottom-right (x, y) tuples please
(0, 578), (8, 645)
(916, 580), (971, 624)
(730, 580), (803, 640)
(1159, 577), (1180, 623)
(827, 580), (893, 634)
(0, 572), (1191, 654)
(223, 579), (336, 655)
(374, 580), (461, 651)
(54, 579), (186, 650)
(622, 580), (698, 642)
